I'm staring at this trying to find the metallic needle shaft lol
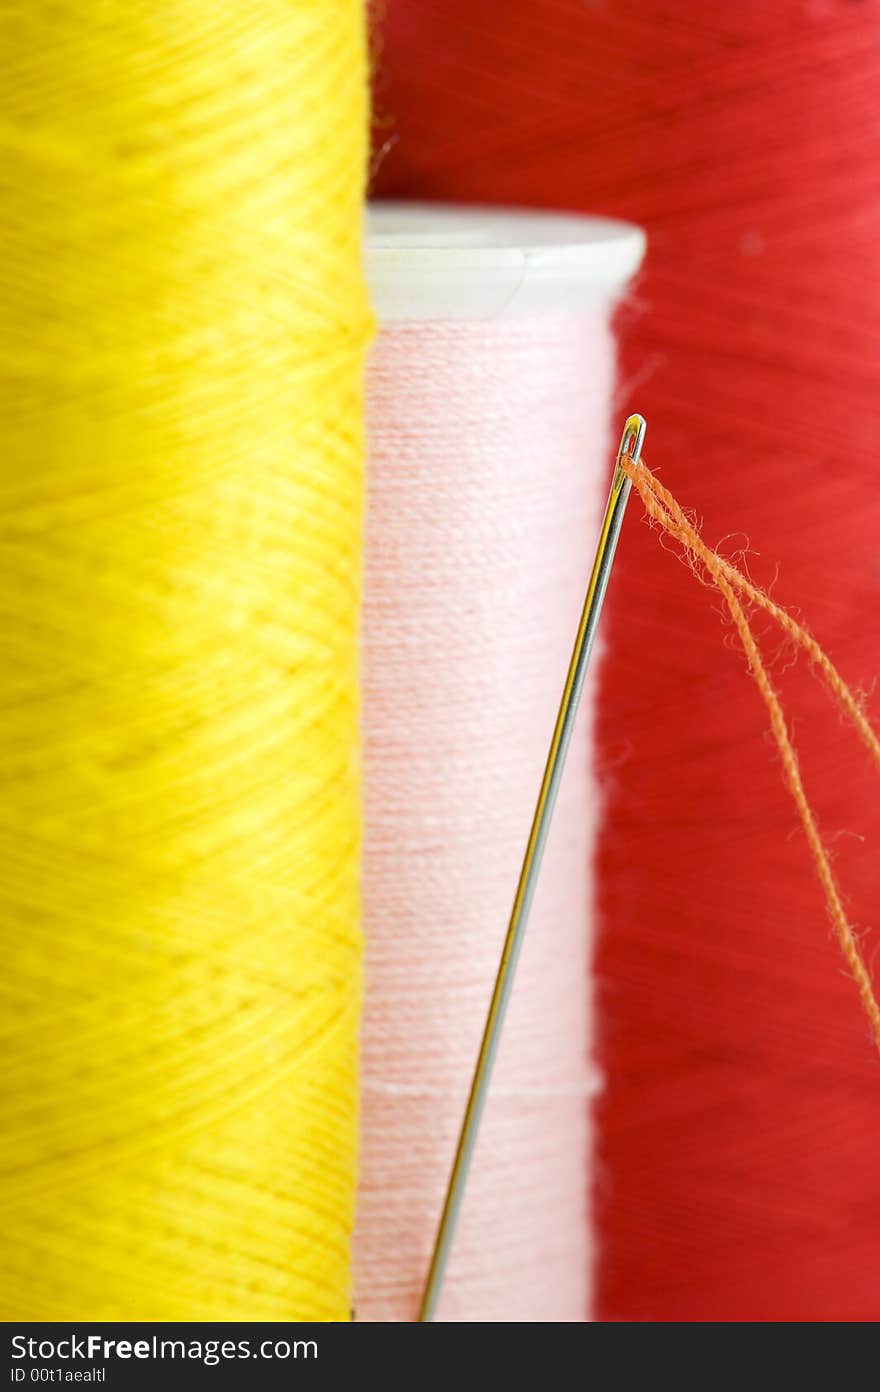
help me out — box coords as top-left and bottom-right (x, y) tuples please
(418, 414), (646, 1323)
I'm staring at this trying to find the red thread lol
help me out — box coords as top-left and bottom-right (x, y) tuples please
(372, 1), (880, 1321)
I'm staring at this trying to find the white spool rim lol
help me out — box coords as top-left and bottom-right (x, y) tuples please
(366, 202), (646, 322)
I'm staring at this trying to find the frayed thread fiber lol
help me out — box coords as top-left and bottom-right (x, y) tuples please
(624, 456), (880, 1051)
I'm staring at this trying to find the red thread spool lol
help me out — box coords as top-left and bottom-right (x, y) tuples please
(371, 2), (880, 1321)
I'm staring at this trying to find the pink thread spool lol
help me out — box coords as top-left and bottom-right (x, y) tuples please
(357, 206), (643, 1321)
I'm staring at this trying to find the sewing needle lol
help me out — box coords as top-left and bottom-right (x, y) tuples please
(418, 413), (646, 1323)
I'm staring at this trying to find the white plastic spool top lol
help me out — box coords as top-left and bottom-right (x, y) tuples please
(365, 202), (646, 322)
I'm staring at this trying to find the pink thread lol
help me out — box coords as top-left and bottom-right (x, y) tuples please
(355, 312), (617, 1321)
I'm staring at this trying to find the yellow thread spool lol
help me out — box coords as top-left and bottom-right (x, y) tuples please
(0, 3), (372, 1319)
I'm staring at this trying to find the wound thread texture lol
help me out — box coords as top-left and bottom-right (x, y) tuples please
(0, 3), (372, 1319)
(356, 312), (616, 1321)
(370, 0), (880, 1322)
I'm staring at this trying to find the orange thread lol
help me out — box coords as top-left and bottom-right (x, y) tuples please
(622, 455), (880, 1053)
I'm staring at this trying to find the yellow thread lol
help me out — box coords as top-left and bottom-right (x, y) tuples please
(0, 3), (372, 1319)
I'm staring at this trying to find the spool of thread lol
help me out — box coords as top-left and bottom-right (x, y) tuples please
(356, 205), (643, 1321)
(0, 2), (371, 1319)
(370, 1), (880, 1320)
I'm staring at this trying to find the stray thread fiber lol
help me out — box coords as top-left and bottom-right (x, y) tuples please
(624, 456), (880, 1052)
